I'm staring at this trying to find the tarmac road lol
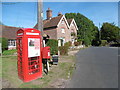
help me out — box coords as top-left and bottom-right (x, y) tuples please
(66, 47), (118, 88)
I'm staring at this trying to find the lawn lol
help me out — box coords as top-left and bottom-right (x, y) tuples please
(2, 55), (76, 88)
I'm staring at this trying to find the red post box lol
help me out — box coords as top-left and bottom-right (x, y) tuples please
(42, 46), (50, 59)
(17, 28), (42, 82)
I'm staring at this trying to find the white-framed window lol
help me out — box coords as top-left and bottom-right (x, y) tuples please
(71, 23), (74, 26)
(61, 20), (65, 24)
(8, 39), (16, 46)
(71, 29), (74, 32)
(61, 28), (65, 33)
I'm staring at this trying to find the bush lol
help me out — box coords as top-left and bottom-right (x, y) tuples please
(0, 38), (8, 52)
(59, 46), (69, 55)
(64, 41), (72, 47)
(74, 42), (80, 46)
(59, 42), (71, 55)
(3, 49), (17, 55)
(92, 39), (101, 46)
(46, 39), (58, 55)
(71, 32), (76, 36)
(101, 40), (108, 46)
(84, 36), (91, 47)
(77, 39), (83, 45)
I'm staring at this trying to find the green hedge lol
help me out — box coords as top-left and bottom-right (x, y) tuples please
(84, 36), (91, 47)
(0, 38), (8, 52)
(46, 39), (58, 55)
(101, 40), (108, 46)
(3, 49), (17, 55)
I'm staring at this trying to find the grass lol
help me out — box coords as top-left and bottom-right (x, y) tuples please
(2, 49), (17, 55)
(2, 54), (76, 88)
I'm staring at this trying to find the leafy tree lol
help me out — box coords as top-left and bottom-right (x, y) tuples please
(84, 36), (90, 47)
(0, 38), (8, 52)
(92, 26), (101, 46)
(65, 13), (98, 46)
(101, 22), (120, 43)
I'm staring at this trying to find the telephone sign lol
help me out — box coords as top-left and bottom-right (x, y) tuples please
(28, 38), (40, 57)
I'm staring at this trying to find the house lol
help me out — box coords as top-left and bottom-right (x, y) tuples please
(1, 25), (20, 50)
(67, 19), (78, 45)
(2, 8), (78, 50)
(34, 8), (78, 46)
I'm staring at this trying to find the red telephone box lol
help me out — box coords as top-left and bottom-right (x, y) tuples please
(17, 28), (42, 82)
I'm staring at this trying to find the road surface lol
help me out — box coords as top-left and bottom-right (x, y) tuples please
(66, 47), (118, 88)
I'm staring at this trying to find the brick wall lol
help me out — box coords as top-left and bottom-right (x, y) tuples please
(57, 19), (71, 42)
(70, 22), (77, 37)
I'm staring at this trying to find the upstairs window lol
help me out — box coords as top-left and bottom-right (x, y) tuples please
(61, 28), (65, 33)
(61, 20), (65, 24)
(71, 23), (74, 26)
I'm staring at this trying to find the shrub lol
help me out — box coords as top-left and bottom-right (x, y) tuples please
(46, 39), (58, 55)
(101, 40), (108, 46)
(64, 41), (72, 47)
(74, 42), (80, 46)
(84, 36), (91, 47)
(71, 32), (76, 36)
(77, 39), (83, 45)
(59, 42), (71, 55)
(59, 45), (69, 55)
(3, 49), (17, 55)
(0, 38), (8, 52)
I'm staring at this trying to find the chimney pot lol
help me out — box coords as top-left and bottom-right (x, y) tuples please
(58, 12), (62, 16)
(46, 8), (52, 20)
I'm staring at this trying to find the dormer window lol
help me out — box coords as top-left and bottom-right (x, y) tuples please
(71, 23), (74, 26)
(61, 28), (65, 33)
(61, 20), (64, 24)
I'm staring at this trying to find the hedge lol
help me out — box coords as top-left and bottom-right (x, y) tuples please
(3, 49), (17, 55)
(0, 37), (8, 52)
(46, 39), (58, 55)
(59, 42), (71, 55)
(101, 40), (108, 46)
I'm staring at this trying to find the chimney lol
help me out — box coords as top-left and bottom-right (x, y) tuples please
(46, 8), (52, 20)
(58, 12), (62, 16)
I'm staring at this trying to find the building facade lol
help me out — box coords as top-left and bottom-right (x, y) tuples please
(34, 8), (78, 46)
(1, 25), (20, 50)
(2, 8), (78, 50)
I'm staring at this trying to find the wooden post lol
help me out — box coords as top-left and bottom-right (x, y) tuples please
(37, 0), (43, 37)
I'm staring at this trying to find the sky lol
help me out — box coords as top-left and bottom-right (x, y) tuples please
(1, 2), (119, 28)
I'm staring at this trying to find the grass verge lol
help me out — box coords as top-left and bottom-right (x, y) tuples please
(2, 54), (76, 88)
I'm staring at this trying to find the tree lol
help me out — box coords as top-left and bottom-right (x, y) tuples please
(101, 22), (120, 43)
(0, 38), (8, 52)
(65, 13), (98, 46)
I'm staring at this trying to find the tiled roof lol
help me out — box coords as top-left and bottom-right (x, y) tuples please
(1, 25), (20, 39)
(67, 19), (73, 25)
(34, 15), (63, 29)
